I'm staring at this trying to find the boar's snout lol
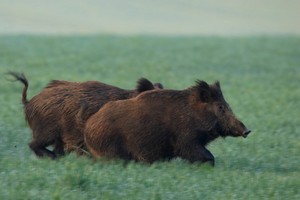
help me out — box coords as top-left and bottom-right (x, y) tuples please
(242, 129), (251, 138)
(236, 121), (251, 138)
(226, 119), (251, 138)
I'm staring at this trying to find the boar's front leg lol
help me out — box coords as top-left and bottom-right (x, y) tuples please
(176, 136), (215, 166)
(197, 145), (215, 166)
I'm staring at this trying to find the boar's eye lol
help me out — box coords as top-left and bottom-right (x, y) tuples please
(218, 105), (225, 112)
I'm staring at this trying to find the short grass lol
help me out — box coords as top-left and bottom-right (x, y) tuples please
(0, 35), (299, 200)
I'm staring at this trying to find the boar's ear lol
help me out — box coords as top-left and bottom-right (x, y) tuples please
(153, 82), (164, 89)
(196, 80), (211, 102)
(136, 78), (155, 93)
(214, 81), (221, 89)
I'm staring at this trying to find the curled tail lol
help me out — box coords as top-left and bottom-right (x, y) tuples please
(8, 71), (29, 105)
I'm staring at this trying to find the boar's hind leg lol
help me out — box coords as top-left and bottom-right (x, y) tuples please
(53, 139), (65, 157)
(29, 140), (57, 159)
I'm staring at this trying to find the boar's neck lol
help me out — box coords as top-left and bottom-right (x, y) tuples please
(197, 130), (219, 146)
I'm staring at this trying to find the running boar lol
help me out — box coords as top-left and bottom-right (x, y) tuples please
(9, 72), (163, 159)
(84, 80), (251, 165)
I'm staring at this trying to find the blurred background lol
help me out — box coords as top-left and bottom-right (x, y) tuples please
(1, 1), (300, 199)
(1, 0), (300, 35)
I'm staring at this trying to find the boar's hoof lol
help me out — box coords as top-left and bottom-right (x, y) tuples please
(208, 159), (215, 167)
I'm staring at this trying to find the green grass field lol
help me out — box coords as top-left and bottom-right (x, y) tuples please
(0, 35), (299, 199)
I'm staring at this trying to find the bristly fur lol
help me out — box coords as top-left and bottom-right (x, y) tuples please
(46, 80), (70, 88)
(195, 80), (210, 90)
(194, 80), (211, 102)
(136, 78), (155, 93)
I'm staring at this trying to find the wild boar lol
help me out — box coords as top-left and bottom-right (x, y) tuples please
(9, 72), (163, 159)
(84, 80), (250, 165)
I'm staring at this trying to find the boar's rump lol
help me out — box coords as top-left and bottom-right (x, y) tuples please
(9, 72), (163, 159)
(84, 80), (251, 165)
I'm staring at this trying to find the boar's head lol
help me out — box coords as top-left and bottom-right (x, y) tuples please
(196, 80), (251, 138)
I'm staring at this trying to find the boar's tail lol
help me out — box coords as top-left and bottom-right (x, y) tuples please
(7, 71), (29, 105)
(136, 78), (155, 93)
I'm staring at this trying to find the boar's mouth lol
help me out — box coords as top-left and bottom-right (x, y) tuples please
(215, 123), (251, 138)
(215, 123), (228, 137)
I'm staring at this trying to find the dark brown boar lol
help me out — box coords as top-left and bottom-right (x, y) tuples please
(9, 72), (163, 159)
(84, 80), (251, 165)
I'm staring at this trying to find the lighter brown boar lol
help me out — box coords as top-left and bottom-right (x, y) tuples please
(9, 72), (163, 159)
